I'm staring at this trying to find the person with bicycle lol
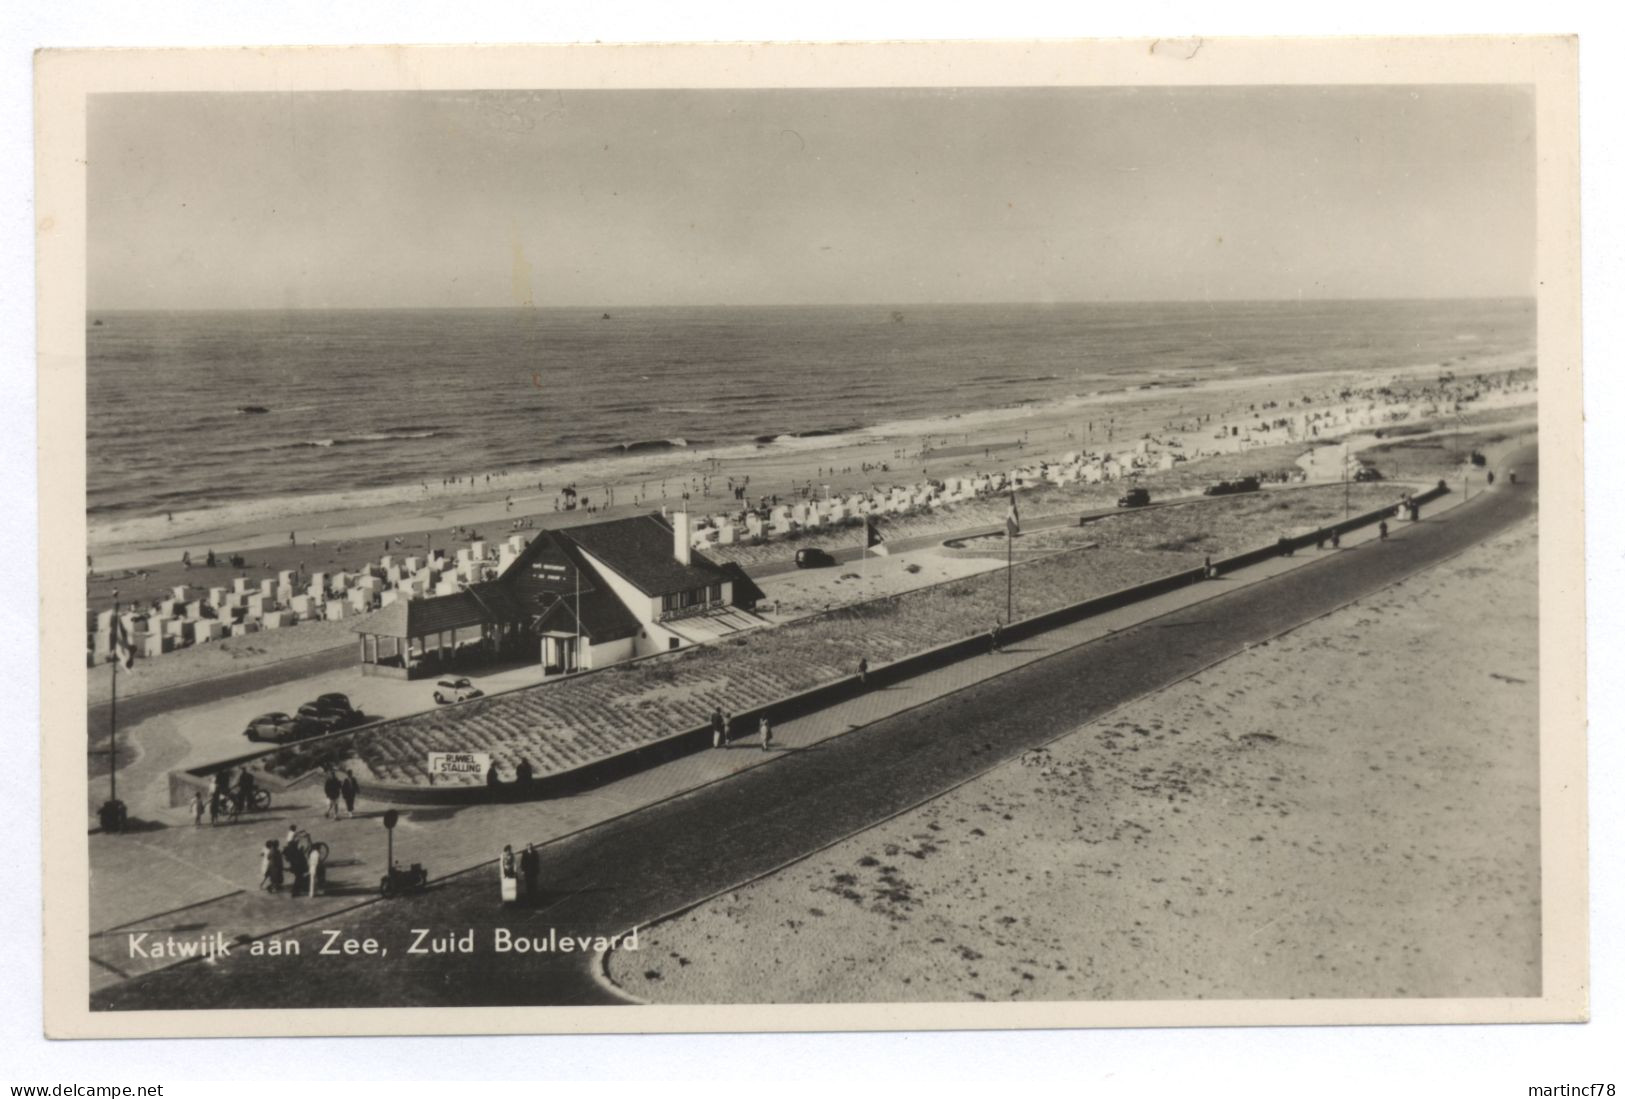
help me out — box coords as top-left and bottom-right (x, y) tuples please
(210, 769), (231, 825)
(236, 768), (257, 814)
(283, 824), (313, 894)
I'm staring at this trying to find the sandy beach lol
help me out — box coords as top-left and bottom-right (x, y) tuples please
(606, 514), (1541, 1002)
(85, 357), (1535, 712)
(88, 352), (1533, 577)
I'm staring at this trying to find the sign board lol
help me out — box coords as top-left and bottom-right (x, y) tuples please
(427, 751), (491, 779)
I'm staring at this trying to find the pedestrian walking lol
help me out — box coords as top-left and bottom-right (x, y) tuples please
(759, 714), (773, 752)
(260, 840), (283, 893)
(515, 758), (533, 786)
(189, 791), (205, 827)
(989, 620), (1002, 654)
(340, 769), (359, 818)
(1331, 529), (1341, 549)
(519, 843), (540, 902)
(1379, 520), (1389, 540)
(323, 769), (343, 819)
(486, 761), (502, 789)
(858, 657), (869, 687)
(722, 709), (733, 747)
(711, 707), (725, 749)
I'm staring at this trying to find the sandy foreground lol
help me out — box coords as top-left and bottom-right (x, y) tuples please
(607, 515), (1540, 1003)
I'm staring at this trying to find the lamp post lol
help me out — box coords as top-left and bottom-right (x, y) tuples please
(107, 590), (119, 809)
(1457, 413), (1470, 502)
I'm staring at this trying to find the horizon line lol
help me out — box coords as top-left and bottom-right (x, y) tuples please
(87, 294), (1537, 314)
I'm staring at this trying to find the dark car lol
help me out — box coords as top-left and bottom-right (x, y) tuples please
(1203, 476), (1261, 497)
(243, 711), (324, 744)
(1353, 466), (1384, 482)
(795, 547), (837, 568)
(298, 698), (367, 733)
(1117, 487), (1151, 508)
(314, 692), (353, 711)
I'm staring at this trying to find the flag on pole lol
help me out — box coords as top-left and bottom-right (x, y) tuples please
(112, 616), (136, 671)
(865, 516), (889, 555)
(1005, 493), (1021, 538)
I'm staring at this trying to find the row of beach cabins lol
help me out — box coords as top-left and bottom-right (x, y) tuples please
(85, 534), (534, 667)
(86, 372), (1530, 666)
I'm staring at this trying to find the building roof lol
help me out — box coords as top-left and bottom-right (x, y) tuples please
(532, 586), (641, 644)
(517, 533), (641, 643)
(717, 561), (765, 608)
(350, 581), (524, 640)
(559, 513), (730, 597)
(351, 512), (732, 643)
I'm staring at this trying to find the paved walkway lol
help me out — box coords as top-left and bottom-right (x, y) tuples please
(87, 471), (1488, 991)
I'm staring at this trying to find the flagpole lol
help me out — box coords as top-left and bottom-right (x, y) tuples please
(1006, 526), (1013, 623)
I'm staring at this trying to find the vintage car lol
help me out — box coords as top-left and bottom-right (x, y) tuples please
(434, 678), (485, 705)
(795, 547), (837, 568)
(1116, 487), (1151, 508)
(243, 711), (324, 744)
(297, 697), (367, 733)
(1203, 476), (1261, 497)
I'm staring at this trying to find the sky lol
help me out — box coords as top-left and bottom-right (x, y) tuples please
(86, 85), (1535, 309)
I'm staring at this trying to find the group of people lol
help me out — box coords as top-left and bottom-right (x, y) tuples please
(258, 825), (326, 898)
(191, 766), (259, 826)
(708, 707), (774, 751)
(321, 767), (362, 819)
(499, 843), (542, 905)
(485, 757), (535, 789)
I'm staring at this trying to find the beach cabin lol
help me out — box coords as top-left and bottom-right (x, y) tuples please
(351, 511), (766, 680)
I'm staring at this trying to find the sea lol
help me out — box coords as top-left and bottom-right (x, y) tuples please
(87, 299), (1534, 545)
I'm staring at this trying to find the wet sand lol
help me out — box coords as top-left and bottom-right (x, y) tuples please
(607, 515), (1540, 1003)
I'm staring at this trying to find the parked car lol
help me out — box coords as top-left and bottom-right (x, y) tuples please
(314, 692), (353, 711)
(297, 699), (367, 733)
(434, 678), (484, 705)
(795, 547), (837, 568)
(1203, 476), (1261, 497)
(243, 711), (324, 744)
(1117, 487), (1151, 508)
(1353, 466), (1384, 482)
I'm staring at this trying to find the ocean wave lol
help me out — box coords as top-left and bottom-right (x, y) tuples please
(752, 424), (864, 445)
(607, 438), (692, 454)
(88, 366), (1350, 551)
(286, 430), (446, 449)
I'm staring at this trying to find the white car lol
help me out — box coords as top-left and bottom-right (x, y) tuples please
(433, 678), (484, 705)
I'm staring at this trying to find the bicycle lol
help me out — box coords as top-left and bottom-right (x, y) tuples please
(216, 787), (272, 823)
